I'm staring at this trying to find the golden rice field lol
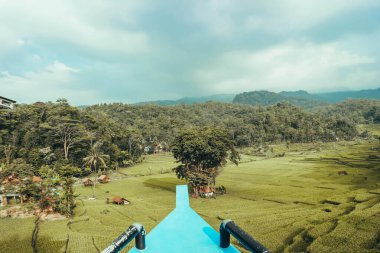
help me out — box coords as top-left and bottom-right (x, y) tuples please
(0, 135), (379, 253)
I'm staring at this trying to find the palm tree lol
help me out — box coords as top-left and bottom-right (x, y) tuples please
(83, 141), (109, 173)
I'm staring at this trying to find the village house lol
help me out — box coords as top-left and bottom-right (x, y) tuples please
(98, 175), (110, 184)
(0, 96), (16, 109)
(82, 178), (94, 187)
(2, 174), (21, 185)
(1, 174), (22, 206)
(111, 196), (130, 205)
(200, 185), (214, 198)
(32, 176), (43, 184)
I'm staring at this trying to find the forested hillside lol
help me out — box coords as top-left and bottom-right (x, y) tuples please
(316, 87), (380, 103)
(232, 88), (380, 109)
(232, 90), (328, 109)
(318, 99), (380, 124)
(86, 101), (361, 147)
(131, 88), (379, 106)
(1, 99), (378, 178)
(135, 94), (235, 106)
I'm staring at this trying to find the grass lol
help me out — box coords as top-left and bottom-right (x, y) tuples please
(0, 136), (379, 252)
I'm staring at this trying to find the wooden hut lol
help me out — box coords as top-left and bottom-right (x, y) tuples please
(2, 174), (21, 185)
(82, 178), (94, 187)
(98, 175), (110, 184)
(200, 185), (214, 198)
(111, 196), (130, 205)
(32, 176), (43, 183)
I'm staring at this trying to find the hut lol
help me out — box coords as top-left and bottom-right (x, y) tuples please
(200, 185), (214, 198)
(2, 174), (21, 185)
(111, 196), (130, 205)
(82, 178), (94, 187)
(98, 175), (110, 184)
(32, 176), (43, 183)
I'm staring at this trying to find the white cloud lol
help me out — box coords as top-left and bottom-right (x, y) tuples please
(192, 0), (380, 35)
(45, 61), (79, 73)
(0, 61), (97, 104)
(195, 41), (378, 93)
(0, 0), (149, 55)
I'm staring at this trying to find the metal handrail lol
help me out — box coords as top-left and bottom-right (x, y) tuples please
(220, 220), (271, 253)
(101, 223), (145, 253)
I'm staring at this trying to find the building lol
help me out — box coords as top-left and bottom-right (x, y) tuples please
(98, 175), (110, 184)
(111, 196), (130, 205)
(0, 193), (23, 206)
(82, 178), (94, 187)
(32, 176), (43, 184)
(0, 96), (16, 109)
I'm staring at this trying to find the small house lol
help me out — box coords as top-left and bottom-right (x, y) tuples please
(200, 185), (214, 198)
(82, 178), (94, 187)
(32, 176), (43, 184)
(0, 193), (23, 206)
(111, 196), (130, 205)
(98, 175), (110, 184)
(2, 174), (21, 185)
(0, 96), (16, 109)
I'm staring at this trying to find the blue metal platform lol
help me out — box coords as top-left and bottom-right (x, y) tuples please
(129, 185), (240, 253)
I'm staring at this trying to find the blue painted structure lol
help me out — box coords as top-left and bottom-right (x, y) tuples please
(129, 185), (240, 253)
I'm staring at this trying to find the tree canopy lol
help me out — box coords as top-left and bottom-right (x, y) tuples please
(172, 126), (239, 195)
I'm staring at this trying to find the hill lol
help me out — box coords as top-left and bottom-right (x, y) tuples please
(135, 94), (234, 106)
(315, 87), (380, 103)
(232, 90), (328, 109)
(132, 88), (379, 108)
(232, 88), (380, 109)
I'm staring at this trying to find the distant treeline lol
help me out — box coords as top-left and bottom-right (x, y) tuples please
(134, 88), (380, 107)
(0, 99), (378, 175)
(232, 89), (380, 110)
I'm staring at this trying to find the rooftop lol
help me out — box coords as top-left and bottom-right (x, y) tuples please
(0, 96), (16, 109)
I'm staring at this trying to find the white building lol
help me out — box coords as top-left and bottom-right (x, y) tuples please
(0, 96), (16, 109)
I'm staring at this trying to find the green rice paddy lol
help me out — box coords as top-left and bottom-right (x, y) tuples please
(1, 137), (379, 253)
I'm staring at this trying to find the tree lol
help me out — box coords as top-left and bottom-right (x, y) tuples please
(60, 176), (75, 217)
(172, 126), (239, 196)
(83, 141), (109, 173)
(56, 122), (83, 160)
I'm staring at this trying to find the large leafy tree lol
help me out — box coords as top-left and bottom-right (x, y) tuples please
(172, 126), (239, 195)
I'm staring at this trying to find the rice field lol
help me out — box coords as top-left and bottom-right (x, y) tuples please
(0, 137), (379, 253)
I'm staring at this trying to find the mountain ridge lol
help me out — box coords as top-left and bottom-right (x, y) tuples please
(134, 88), (379, 107)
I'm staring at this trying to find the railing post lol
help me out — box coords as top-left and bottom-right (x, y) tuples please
(220, 220), (231, 248)
(134, 224), (146, 250)
(101, 223), (146, 253)
(219, 220), (271, 253)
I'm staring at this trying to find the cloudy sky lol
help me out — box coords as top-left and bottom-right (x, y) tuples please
(0, 0), (379, 105)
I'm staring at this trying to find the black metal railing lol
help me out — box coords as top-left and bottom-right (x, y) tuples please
(101, 223), (145, 253)
(220, 220), (271, 253)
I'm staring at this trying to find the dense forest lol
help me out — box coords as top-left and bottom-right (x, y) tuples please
(1, 98), (379, 176)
